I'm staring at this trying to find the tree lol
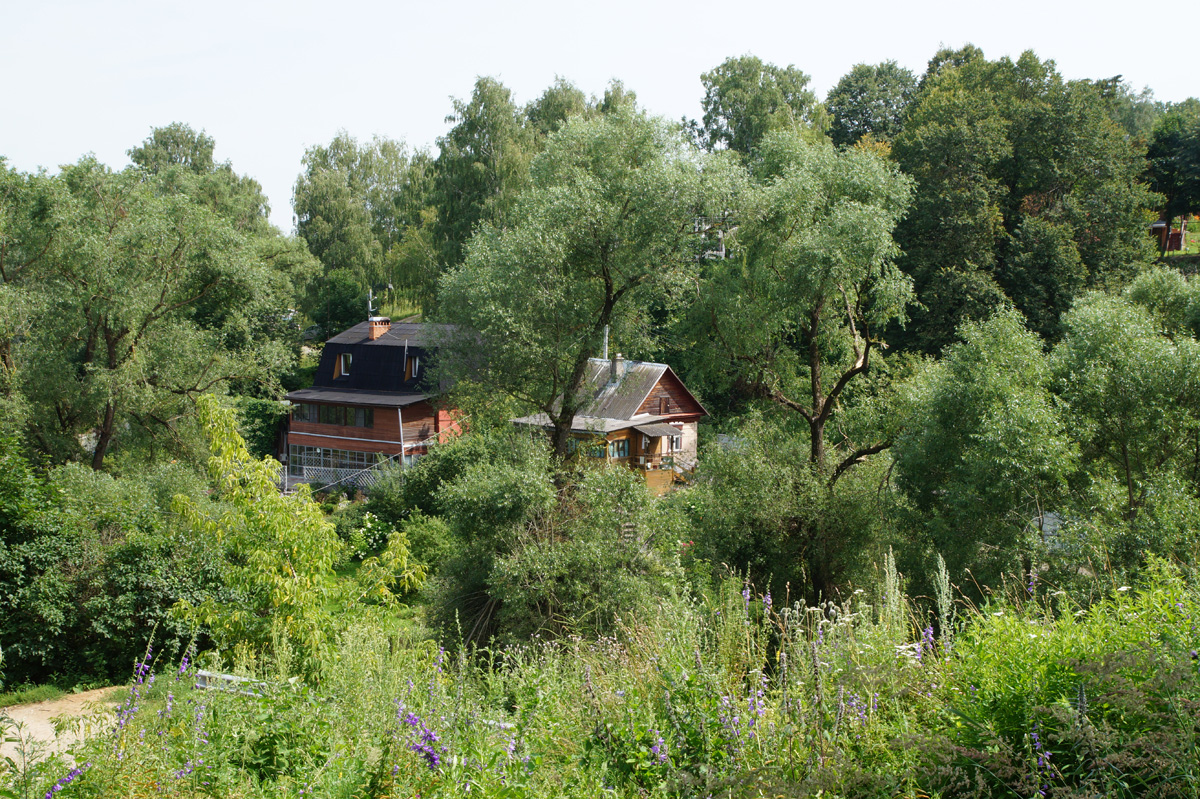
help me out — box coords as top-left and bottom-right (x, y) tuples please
(893, 309), (1076, 587)
(893, 48), (1157, 349)
(525, 77), (588, 137)
(172, 396), (340, 673)
(431, 77), (535, 267)
(130, 122), (275, 237)
(1147, 102), (1200, 227)
(678, 132), (912, 597)
(293, 132), (434, 297)
(436, 108), (726, 460)
(1052, 291), (1200, 526)
(686, 132), (913, 473)
(698, 55), (823, 155)
(826, 61), (917, 147)
(307, 268), (366, 337)
(12, 158), (292, 469)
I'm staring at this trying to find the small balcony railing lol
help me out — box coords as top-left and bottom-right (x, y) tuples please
(636, 455), (675, 471)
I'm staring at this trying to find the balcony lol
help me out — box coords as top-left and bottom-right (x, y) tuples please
(636, 455), (675, 471)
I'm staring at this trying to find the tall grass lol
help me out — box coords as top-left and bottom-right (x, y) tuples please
(4, 562), (1198, 798)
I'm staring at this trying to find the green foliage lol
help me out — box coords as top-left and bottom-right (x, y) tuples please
(229, 396), (288, 459)
(895, 310), (1077, 588)
(0, 442), (217, 684)
(1148, 101), (1200, 222)
(173, 395), (343, 674)
(686, 414), (893, 598)
(293, 131), (434, 311)
(306, 268), (366, 338)
(3, 152), (302, 469)
(698, 55), (824, 154)
(488, 467), (685, 644)
(1051, 291), (1200, 571)
(893, 49), (1157, 350)
(436, 106), (729, 458)
(431, 77), (535, 268)
(926, 564), (1200, 798)
(826, 61), (917, 147)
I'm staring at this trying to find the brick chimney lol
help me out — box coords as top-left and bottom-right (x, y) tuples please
(610, 352), (626, 383)
(367, 316), (391, 341)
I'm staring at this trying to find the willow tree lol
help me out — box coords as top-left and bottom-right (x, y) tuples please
(682, 132), (912, 597)
(436, 107), (733, 459)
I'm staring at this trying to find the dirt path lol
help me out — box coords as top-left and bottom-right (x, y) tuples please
(1, 688), (121, 765)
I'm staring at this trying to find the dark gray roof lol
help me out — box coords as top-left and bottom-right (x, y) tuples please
(633, 422), (683, 437)
(284, 387), (430, 408)
(326, 321), (451, 348)
(571, 359), (667, 420)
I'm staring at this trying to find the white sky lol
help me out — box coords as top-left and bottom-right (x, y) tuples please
(2, 0), (1192, 233)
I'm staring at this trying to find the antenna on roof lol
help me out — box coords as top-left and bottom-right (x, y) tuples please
(368, 288), (375, 319)
(602, 325), (609, 360)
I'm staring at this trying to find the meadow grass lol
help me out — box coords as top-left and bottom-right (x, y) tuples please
(3, 561), (1197, 799)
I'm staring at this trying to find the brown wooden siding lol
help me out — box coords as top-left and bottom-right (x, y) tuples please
(636, 371), (705, 417)
(289, 401), (440, 454)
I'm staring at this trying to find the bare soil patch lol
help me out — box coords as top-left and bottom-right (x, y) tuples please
(1, 688), (121, 765)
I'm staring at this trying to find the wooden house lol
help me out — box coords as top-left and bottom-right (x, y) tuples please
(511, 354), (707, 494)
(283, 318), (459, 489)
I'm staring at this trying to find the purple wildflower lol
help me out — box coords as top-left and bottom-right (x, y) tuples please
(43, 762), (91, 798)
(650, 730), (667, 764)
(395, 701), (445, 771)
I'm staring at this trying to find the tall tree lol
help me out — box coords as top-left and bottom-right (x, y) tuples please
(685, 132), (913, 474)
(525, 77), (588, 137)
(12, 158), (292, 469)
(679, 132), (912, 596)
(825, 61), (917, 147)
(436, 108), (728, 459)
(130, 122), (275, 237)
(893, 48), (1157, 349)
(431, 77), (535, 268)
(698, 55), (823, 155)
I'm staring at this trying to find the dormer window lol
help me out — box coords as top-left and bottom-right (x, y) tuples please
(406, 355), (420, 381)
(337, 352), (352, 378)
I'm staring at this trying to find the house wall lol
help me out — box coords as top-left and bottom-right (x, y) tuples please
(675, 421), (699, 469)
(288, 401), (440, 457)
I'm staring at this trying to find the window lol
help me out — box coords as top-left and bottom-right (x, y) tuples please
(406, 355), (420, 380)
(669, 433), (682, 453)
(292, 403), (320, 423)
(302, 404), (373, 427)
(338, 352), (352, 377)
(609, 439), (629, 458)
(288, 444), (381, 477)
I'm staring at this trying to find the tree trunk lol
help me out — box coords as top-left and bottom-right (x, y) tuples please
(91, 401), (116, 470)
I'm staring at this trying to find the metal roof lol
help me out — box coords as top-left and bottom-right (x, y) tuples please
(568, 359), (667, 420)
(284, 387), (430, 408)
(511, 412), (670, 434)
(633, 423), (682, 437)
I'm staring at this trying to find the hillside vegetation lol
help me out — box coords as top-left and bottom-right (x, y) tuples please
(3, 45), (1200, 798)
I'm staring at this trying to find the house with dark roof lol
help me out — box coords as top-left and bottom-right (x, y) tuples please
(511, 353), (707, 494)
(283, 317), (459, 489)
